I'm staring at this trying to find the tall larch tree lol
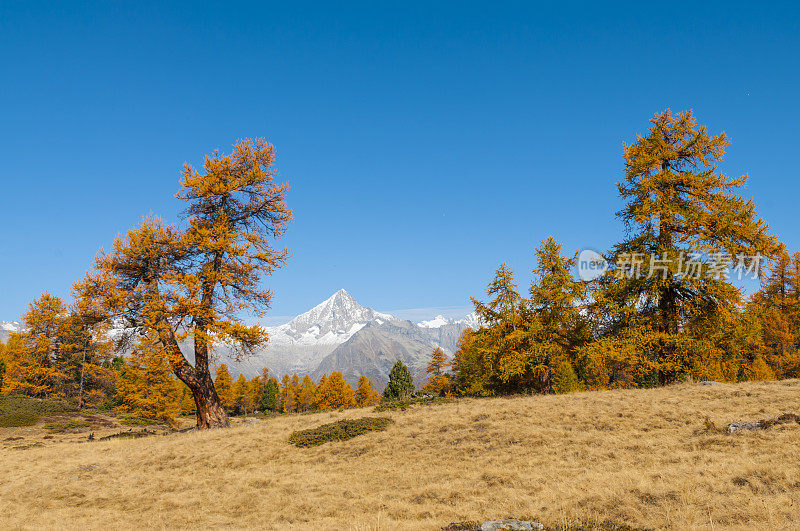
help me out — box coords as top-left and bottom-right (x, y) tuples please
(78, 139), (292, 428)
(231, 374), (248, 414)
(296, 375), (316, 412)
(0, 341), (7, 393)
(469, 263), (531, 393)
(600, 109), (780, 383)
(524, 237), (589, 391)
(750, 250), (800, 377)
(3, 294), (66, 397)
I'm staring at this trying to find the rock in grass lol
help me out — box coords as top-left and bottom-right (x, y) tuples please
(480, 519), (544, 531)
(726, 421), (763, 434)
(442, 520), (544, 531)
(726, 413), (800, 434)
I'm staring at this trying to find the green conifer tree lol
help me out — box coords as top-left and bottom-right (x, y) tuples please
(383, 360), (414, 400)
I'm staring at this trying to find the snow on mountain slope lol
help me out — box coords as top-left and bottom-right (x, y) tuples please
(418, 315), (452, 328)
(456, 312), (482, 330)
(222, 292), (485, 379)
(418, 312), (482, 331)
(0, 321), (21, 342)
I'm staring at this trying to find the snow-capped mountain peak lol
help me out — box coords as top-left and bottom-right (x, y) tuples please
(418, 315), (454, 328)
(269, 289), (397, 346)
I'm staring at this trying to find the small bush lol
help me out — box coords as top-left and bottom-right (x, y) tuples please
(0, 412), (41, 428)
(43, 420), (91, 433)
(0, 395), (74, 427)
(288, 417), (393, 447)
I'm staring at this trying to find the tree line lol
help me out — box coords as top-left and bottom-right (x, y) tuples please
(0, 285), (435, 424)
(0, 294), (390, 425)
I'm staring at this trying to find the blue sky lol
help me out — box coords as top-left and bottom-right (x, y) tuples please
(1, 2), (798, 324)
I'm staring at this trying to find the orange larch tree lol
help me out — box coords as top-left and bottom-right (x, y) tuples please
(423, 347), (451, 396)
(77, 139), (291, 428)
(353, 375), (381, 406)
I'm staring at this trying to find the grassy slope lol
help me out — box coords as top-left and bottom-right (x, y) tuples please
(1, 380), (799, 530)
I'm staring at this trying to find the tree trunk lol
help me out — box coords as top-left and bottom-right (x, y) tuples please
(77, 350), (86, 408)
(190, 372), (229, 429)
(164, 331), (229, 429)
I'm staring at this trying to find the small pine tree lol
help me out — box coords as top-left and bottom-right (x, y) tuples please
(551, 360), (580, 394)
(214, 365), (234, 411)
(260, 377), (279, 412)
(383, 360), (414, 400)
(354, 375), (381, 406)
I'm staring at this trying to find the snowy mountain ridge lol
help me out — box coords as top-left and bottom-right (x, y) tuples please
(418, 312), (482, 330)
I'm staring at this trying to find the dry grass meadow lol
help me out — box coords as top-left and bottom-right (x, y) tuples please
(1, 380), (799, 529)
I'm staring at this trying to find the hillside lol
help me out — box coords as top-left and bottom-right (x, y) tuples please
(312, 319), (442, 388)
(1, 380), (799, 529)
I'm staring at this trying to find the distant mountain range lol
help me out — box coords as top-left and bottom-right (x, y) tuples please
(1, 290), (482, 391)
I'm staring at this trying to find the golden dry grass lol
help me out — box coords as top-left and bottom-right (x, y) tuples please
(1, 380), (799, 530)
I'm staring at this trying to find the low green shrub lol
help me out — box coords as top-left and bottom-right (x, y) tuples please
(43, 420), (91, 433)
(288, 417), (393, 447)
(0, 395), (74, 427)
(0, 411), (41, 428)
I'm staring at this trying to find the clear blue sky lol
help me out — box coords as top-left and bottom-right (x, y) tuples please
(1, 1), (798, 323)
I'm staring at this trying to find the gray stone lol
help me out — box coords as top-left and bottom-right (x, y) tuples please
(480, 519), (544, 531)
(726, 421), (763, 434)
